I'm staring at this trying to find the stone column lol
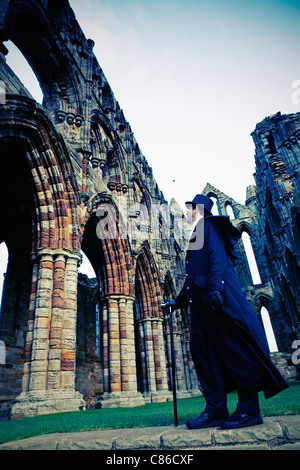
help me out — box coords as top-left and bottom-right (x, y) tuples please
(60, 253), (79, 390)
(28, 252), (53, 393)
(143, 318), (156, 393)
(156, 319), (170, 393)
(96, 295), (144, 408)
(101, 299), (109, 393)
(138, 318), (147, 392)
(47, 253), (64, 391)
(108, 296), (121, 393)
(125, 297), (139, 393)
(11, 250), (85, 419)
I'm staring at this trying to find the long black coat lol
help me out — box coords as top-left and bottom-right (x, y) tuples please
(176, 215), (288, 399)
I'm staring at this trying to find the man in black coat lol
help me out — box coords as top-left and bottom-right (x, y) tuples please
(165, 194), (288, 429)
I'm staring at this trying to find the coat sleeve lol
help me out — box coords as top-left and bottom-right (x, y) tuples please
(206, 220), (227, 292)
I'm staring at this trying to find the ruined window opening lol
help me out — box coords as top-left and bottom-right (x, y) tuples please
(78, 251), (96, 278)
(0, 242), (9, 313)
(78, 251), (101, 359)
(261, 306), (278, 352)
(225, 204), (235, 220)
(4, 41), (43, 104)
(241, 232), (261, 285)
(209, 196), (220, 215)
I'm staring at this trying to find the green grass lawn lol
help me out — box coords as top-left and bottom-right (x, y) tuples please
(0, 381), (299, 445)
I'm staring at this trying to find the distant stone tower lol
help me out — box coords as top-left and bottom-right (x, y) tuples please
(251, 112), (300, 348)
(202, 111), (300, 379)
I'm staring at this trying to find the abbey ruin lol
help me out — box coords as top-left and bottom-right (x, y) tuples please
(0, 0), (299, 419)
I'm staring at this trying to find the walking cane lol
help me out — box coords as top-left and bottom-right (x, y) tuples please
(161, 302), (178, 427)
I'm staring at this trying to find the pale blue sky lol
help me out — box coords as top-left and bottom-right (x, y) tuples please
(68, 0), (300, 208)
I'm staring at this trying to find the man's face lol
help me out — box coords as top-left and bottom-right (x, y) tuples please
(186, 205), (202, 224)
(186, 205), (193, 223)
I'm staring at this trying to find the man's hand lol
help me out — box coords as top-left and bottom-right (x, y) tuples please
(161, 299), (177, 311)
(208, 291), (223, 312)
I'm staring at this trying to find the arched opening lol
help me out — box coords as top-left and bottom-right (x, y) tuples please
(4, 41), (43, 104)
(261, 306), (278, 352)
(209, 196), (220, 215)
(225, 203), (235, 220)
(134, 266), (146, 394)
(76, 218), (105, 408)
(133, 245), (163, 396)
(0, 140), (36, 418)
(0, 242), (9, 308)
(0, 142), (35, 338)
(242, 232), (261, 285)
(78, 251), (97, 279)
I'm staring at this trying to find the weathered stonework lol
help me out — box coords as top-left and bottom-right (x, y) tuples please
(251, 112), (300, 349)
(0, 1), (298, 420)
(0, 0), (198, 419)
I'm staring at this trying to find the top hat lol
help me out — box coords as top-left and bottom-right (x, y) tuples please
(185, 194), (214, 215)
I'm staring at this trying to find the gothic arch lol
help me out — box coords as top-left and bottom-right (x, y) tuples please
(225, 201), (236, 219)
(134, 242), (162, 318)
(236, 220), (253, 235)
(253, 292), (273, 314)
(133, 244), (171, 398)
(82, 193), (133, 297)
(0, 95), (80, 253)
(90, 110), (127, 191)
(0, 95), (85, 416)
(4, 0), (83, 114)
(205, 191), (221, 215)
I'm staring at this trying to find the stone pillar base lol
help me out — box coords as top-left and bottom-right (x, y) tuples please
(176, 389), (202, 399)
(11, 390), (86, 419)
(143, 390), (173, 403)
(143, 388), (202, 403)
(96, 391), (145, 409)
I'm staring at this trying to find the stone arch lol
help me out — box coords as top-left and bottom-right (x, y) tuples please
(235, 221), (261, 285)
(0, 95), (80, 253)
(225, 201), (235, 220)
(76, 272), (101, 408)
(82, 193), (133, 297)
(0, 95), (85, 418)
(205, 191), (221, 215)
(90, 110), (128, 193)
(252, 292), (276, 342)
(133, 243), (171, 400)
(79, 194), (146, 407)
(134, 242), (162, 319)
(4, 0), (84, 115)
(253, 292), (273, 314)
(0, 97), (79, 284)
